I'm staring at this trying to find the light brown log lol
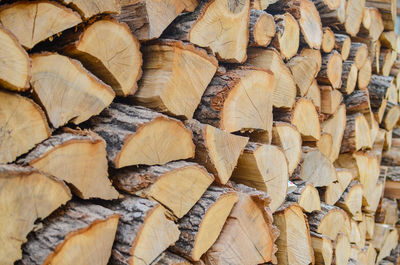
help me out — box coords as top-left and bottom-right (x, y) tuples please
(171, 186), (238, 261)
(0, 1), (81, 49)
(344, 89), (371, 114)
(348, 42), (369, 69)
(317, 50), (343, 88)
(0, 90), (51, 164)
(271, 13), (300, 60)
(375, 39), (381, 72)
(375, 198), (398, 225)
(273, 202), (314, 265)
(376, 229), (399, 263)
(321, 27), (335, 53)
(0, 25), (30, 91)
(333, 232), (351, 265)
(305, 80), (322, 111)
(18, 130), (119, 200)
(310, 231), (333, 265)
(367, 111), (382, 146)
(151, 251), (191, 265)
(133, 40), (217, 118)
(89, 103), (195, 168)
(384, 181), (400, 200)
(374, 48), (398, 76)
(340, 113), (372, 153)
(358, 58), (372, 89)
(204, 184), (279, 265)
(185, 119), (248, 184)
(300, 48), (322, 72)
(61, 0), (120, 19)
(368, 74), (394, 112)
(365, 0), (396, 31)
(366, 242), (378, 263)
(310, 0), (341, 14)
(111, 161), (214, 218)
(181, 0), (199, 11)
(344, 0), (365, 36)
(164, 0), (250, 63)
(231, 142), (289, 212)
(247, 47), (297, 108)
(0, 165), (71, 265)
(321, 85), (343, 114)
(194, 67), (274, 134)
(18, 201), (119, 265)
(339, 61), (358, 94)
(249, 10), (276, 47)
(321, 104), (346, 161)
(334, 33), (351, 60)
(335, 180), (363, 220)
(318, 0), (346, 25)
(380, 31), (398, 49)
(252, 0), (279, 9)
(286, 181), (321, 212)
(30, 52), (115, 128)
(359, 7), (384, 41)
(323, 168), (353, 205)
(372, 224), (392, 251)
(105, 196), (180, 265)
(315, 132), (333, 158)
(384, 129), (393, 151)
(287, 55), (319, 96)
(381, 102), (400, 131)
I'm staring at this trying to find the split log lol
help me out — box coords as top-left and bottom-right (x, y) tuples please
(358, 58), (372, 89)
(375, 198), (398, 225)
(133, 40), (217, 118)
(204, 184), (279, 265)
(105, 196), (180, 265)
(380, 31), (398, 50)
(249, 10), (276, 47)
(344, 0), (366, 36)
(359, 7), (384, 41)
(273, 202), (314, 265)
(18, 201), (119, 265)
(367, 111), (381, 146)
(111, 161), (214, 218)
(268, 0), (323, 49)
(18, 130), (119, 200)
(321, 27), (335, 53)
(286, 181), (321, 212)
(194, 67), (274, 133)
(310, 231), (333, 265)
(344, 89), (371, 114)
(271, 13), (300, 60)
(164, 0), (250, 63)
(340, 113), (372, 153)
(48, 19), (142, 97)
(384, 130), (393, 151)
(333, 232), (351, 265)
(321, 85), (342, 114)
(271, 122), (302, 175)
(30, 52), (115, 128)
(305, 80), (322, 111)
(347, 42), (369, 69)
(323, 168), (353, 205)
(151, 251), (191, 265)
(117, 0), (185, 41)
(334, 153), (359, 178)
(0, 165), (71, 265)
(0, 1), (82, 49)
(89, 103), (195, 168)
(171, 186), (238, 261)
(335, 180), (363, 220)
(317, 50), (343, 88)
(0, 25), (30, 91)
(247, 47), (297, 108)
(372, 224), (392, 251)
(287, 55), (319, 96)
(368, 74), (394, 111)
(339, 61), (358, 94)
(366, 242), (378, 263)
(318, 0), (346, 25)
(0, 90), (50, 164)
(316, 132), (333, 158)
(321, 104), (346, 161)
(231, 142), (289, 212)
(61, 0), (121, 20)
(300, 48), (322, 71)
(365, 0), (396, 30)
(274, 98), (321, 141)
(181, 0), (199, 11)
(376, 230), (399, 264)
(375, 48), (397, 76)
(185, 119), (248, 184)
(334, 33), (351, 60)
(381, 102), (400, 131)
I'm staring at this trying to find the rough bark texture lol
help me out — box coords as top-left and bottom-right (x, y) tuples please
(344, 90), (371, 114)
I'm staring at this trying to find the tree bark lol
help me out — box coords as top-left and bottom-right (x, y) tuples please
(249, 10), (276, 47)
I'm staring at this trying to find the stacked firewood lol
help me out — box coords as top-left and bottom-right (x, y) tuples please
(1, 0), (400, 264)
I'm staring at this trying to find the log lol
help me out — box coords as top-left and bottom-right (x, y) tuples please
(204, 184), (279, 265)
(286, 181), (321, 212)
(181, 0), (199, 11)
(376, 230), (399, 264)
(300, 48), (322, 72)
(305, 80), (322, 111)
(48, 19), (142, 97)
(0, 90), (51, 164)
(358, 58), (372, 89)
(372, 224), (392, 251)
(335, 180), (363, 220)
(344, 89), (371, 114)
(323, 168), (354, 205)
(321, 27), (335, 53)
(368, 74), (394, 110)
(164, 0), (251, 63)
(333, 232), (351, 265)
(318, 0), (346, 25)
(274, 98), (321, 141)
(334, 33), (351, 60)
(151, 251), (191, 265)
(321, 85), (342, 114)
(133, 40), (217, 118)
(339, 61), (358, 94)
(347, 42), (369, 69)
(18, 129), (119, 200)
(381, 102), (400, 131)
(366, 111), (382, 146)
(375, 48), (397, 76)
(317, 50), (343, 88)
(194, 67), (274, 134)
(321, 104), (346, 161)
(171, 186), (238, 261)
(380, 31), (398, 50)
(249, 10), (276, 47)
(231, 142), (289, 212)
(365, 0), (396, 31)
(340, 113), (372, 153)
(117, 0), (185, 41)
(0, 164), (71, 265)
(310, 231), (333, 265)
(246, 47), (297, 108)
(30, 52), (115, 128)
(17, 201), (119, 265)
(271, 13), (300, 60)
(344, 0), (366, 36)
(359, 7), (384, 41)
(310, 0), (341, 14)
(0, 1), (81, 49)
(382, 141), (400, 166)
(375, 198), (398, 225)
(111, 161), (214, 218)
(61, 0), (121, 20)
(287, 55), (319, 96)
(105, 196), (180, 265)
(184, 119), (248, 184)
(316, 132), (333, 158)
(0, 25), (30, 91)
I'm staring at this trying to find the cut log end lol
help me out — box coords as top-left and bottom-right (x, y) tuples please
(292, 98), (321, 141)
(322, 27), (335, 53)
(249, 10), (276, 47)
(62, 0), (121, 20)
(272, 13), (300, 60)
(299, 0), (323, 49)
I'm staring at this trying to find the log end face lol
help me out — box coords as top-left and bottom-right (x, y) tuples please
(292, 98), (321, 141)
(299, 0), (323, 49)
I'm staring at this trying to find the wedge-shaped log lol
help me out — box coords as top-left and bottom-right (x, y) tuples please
(376, 229), (399, 264)
(204, 184), (279, 265)
(317, 50), (343, 89)
(365, 0), (396, 30)
(231, 142), (289, 212)
(247, 47), (297, 108)
(334, 33), (351, 60)
(321, 104), (346, 161)
(18, 130), (119, 200)
(105, 196), (180, 265)
(61, 0), (121, 20)
(0, 165), (71, 265)
(273, 202), (314, 265)
(381, 102), (400, 131)
(344, 0), (365, 36)
(89, 103), (195, 168)
(359, 7), (384, 41)
(194, 67), (274, 134)
(323, 168), (353, 205)
(164, 0), (250, 63)
(301, 48), (322, 72)
(17, 201), (119, 265)
(380, 31), (398, 50)
(286, 181), (321, 212)
(375, 48), (397, 76)
(321, 85), (343, 114)
(375, 198), (398, 225)
(333, 232), (351, 265)
(249, 10), (276, 47)
(339, 61), (358, 94)
(151, 251), (191, 265)
(358, 58), (372, 89)
(171, 186), (238, 261)
(0, 1), (81, 49)
(134, 40), (217, 119)
(0, 90), (50, 164)
(311, 231), (333, 265)
(305, 80), (322, 111)
(321, 27), (335, 53)
(185, 119), (248, 184)
(30, 53), (115, 128)
(340, 113), (372, 153)
(271, 13), (300, 60)
(348, 42), (369, 69)
(336, 180), (363, 220)
(0, 25), (30, 91)
(318, 0), (346, 25)
(287, 56), (319, 96)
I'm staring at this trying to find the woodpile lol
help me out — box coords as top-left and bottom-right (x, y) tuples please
(1, 0), (400, 265)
